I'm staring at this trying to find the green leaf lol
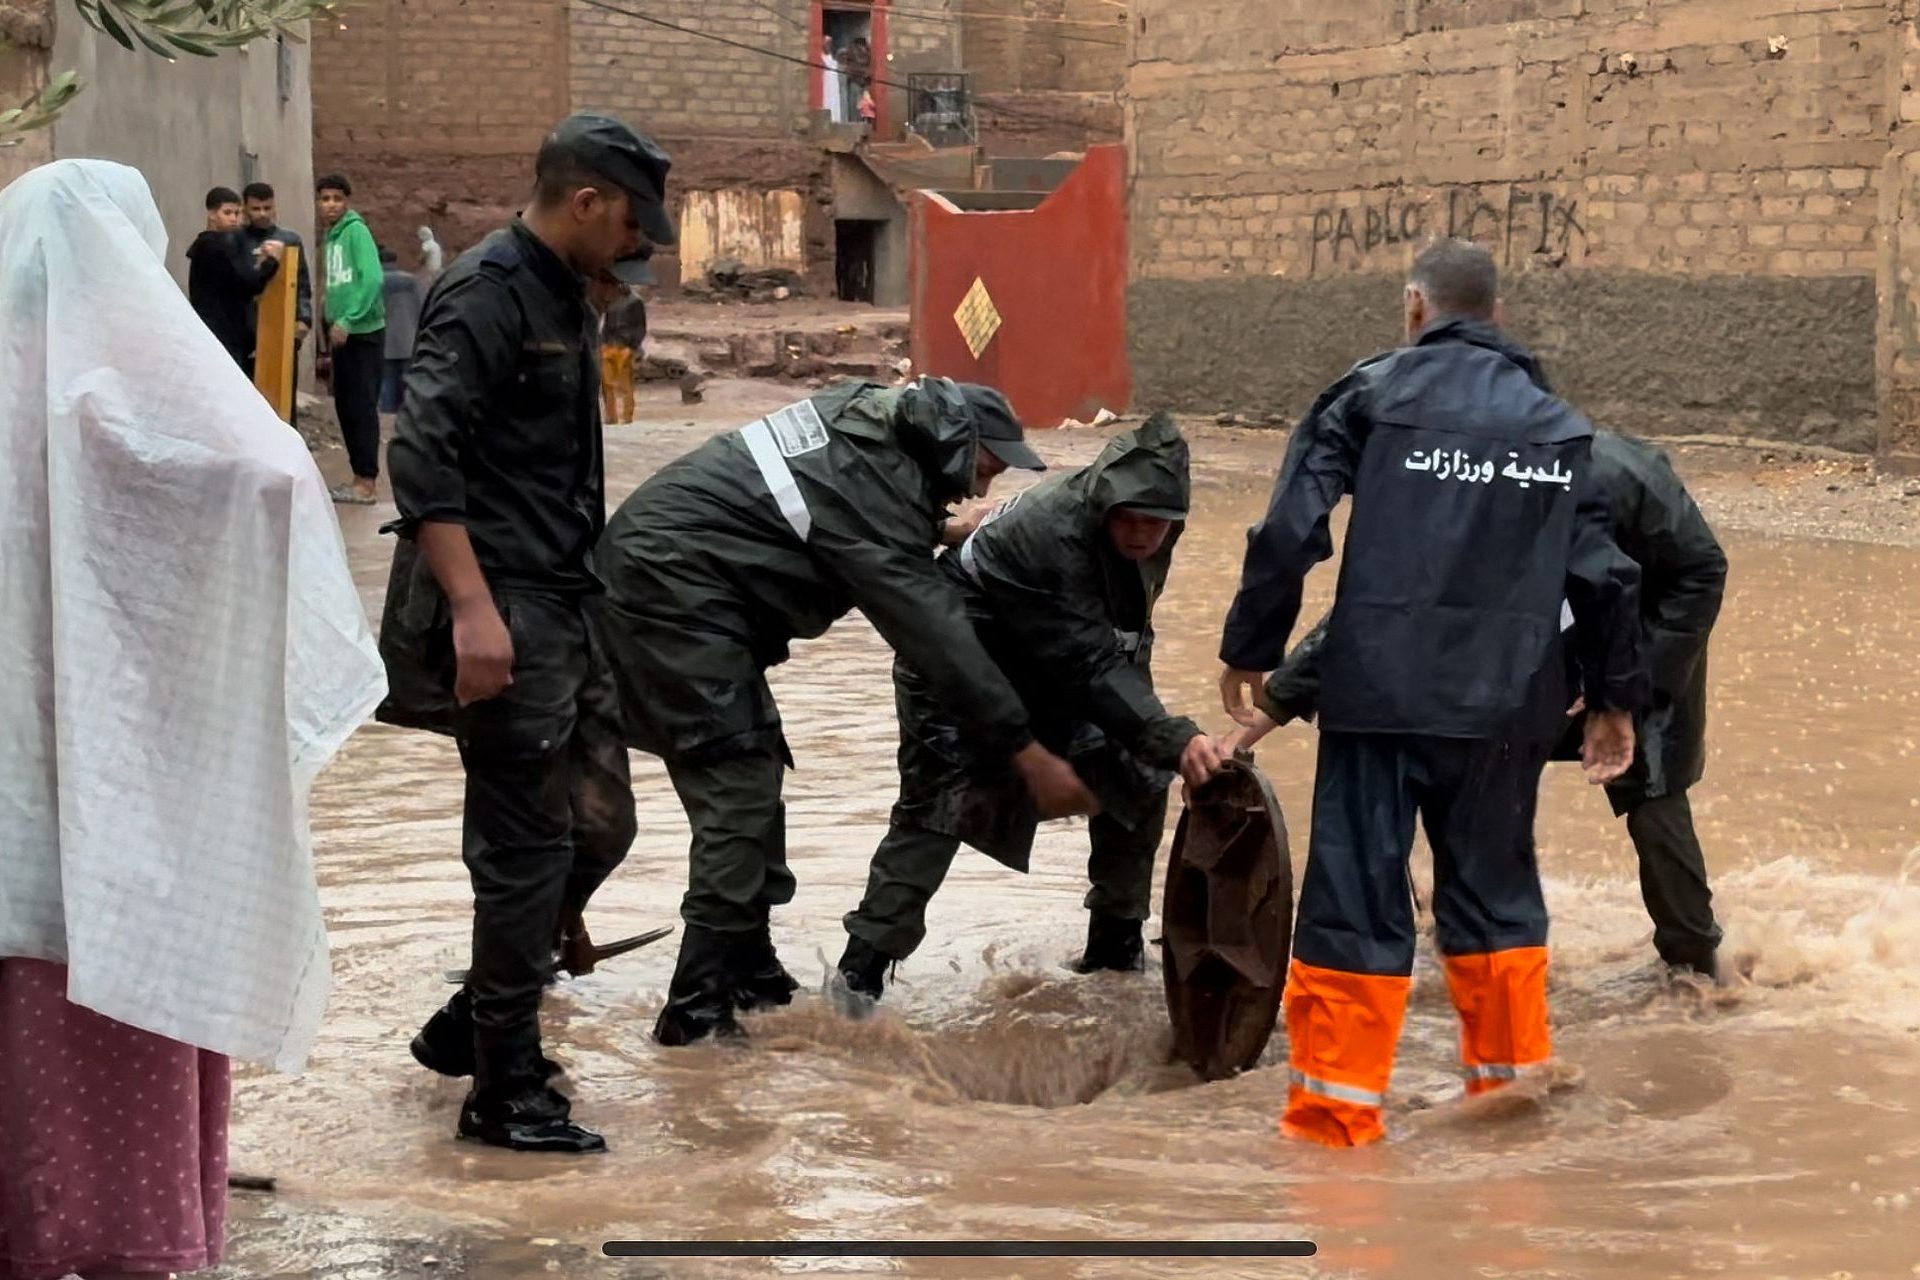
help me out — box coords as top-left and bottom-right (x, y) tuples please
(164, 29), (221, 54)
(130, 19), (184, 58)
(93, 3), (137, 51)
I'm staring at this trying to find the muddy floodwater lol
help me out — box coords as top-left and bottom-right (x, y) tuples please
(214, 384), (1920, 1279)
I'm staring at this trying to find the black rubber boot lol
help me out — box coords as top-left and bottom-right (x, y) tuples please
(458, 1083), (606, 1154)
(1071, 913), (1146, 974)
(837, 936), (891, 1001)
(731, 924), (801, 1013)
(653, 925), (747, 1046)
(410, 990), (561, 1081)
(827, 935), (892, 1019)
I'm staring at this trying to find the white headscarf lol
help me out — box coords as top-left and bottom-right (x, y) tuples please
(0, 159), (386, 1072)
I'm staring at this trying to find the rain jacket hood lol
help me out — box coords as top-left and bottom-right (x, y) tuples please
(824, 375), (981, 508)
(1081, 410), (1192, 526)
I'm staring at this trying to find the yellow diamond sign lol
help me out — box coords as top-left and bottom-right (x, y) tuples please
(954, 277), (1003, 359)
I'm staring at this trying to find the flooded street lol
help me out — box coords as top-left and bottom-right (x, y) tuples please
(218, 384), (1920, 1279)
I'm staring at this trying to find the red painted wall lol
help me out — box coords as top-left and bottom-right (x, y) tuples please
(909, 144), (1131, 429)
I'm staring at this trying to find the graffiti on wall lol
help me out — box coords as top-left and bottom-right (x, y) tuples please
(1307, 184), (1586, 274)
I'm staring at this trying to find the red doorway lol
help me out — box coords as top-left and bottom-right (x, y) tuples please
(810, 1), (891, 137)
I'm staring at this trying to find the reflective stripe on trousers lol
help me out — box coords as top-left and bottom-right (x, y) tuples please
(1289, 1069), (1386, 1108)
(1442, 947), (1551, 1096)
(1281, 958), (1411, 1148)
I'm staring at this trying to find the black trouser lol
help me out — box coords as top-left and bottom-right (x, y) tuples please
(664, 748), (796, 935)
(844, 794), (1166, 960)
(1623, 790), (1721, 974)
(330, 329), (385, 480)
(1294, 731), (1550, 976)
(453, 592), (636, 1099)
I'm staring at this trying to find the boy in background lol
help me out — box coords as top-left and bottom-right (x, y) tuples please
(187, 185), (281, 369)
(317, 173), (387, 504)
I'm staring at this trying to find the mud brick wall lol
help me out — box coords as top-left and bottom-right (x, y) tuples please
(962, 0), (1126, 155)
(890, 2), (962, 74)
(570, 0), (804, 139)
(1127, 0), (1889, 453)
(311, 0), (571, 267)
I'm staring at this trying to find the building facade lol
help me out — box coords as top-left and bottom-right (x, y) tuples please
(310, 0), (1127, 297)
(1127, 0), (1920, 463)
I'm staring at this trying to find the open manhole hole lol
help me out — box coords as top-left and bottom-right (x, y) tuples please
(915, 1014), (1162, 1108)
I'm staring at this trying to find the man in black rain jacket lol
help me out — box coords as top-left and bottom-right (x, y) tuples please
(375, 114), (677, 1155)
(1255, 429), (1729, 979)
(1216, 238), (1648, 1147)
(594, 377), (1100, 1046)
(833, 414), (1228, 1005)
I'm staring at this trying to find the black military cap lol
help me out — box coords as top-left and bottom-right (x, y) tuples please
(960, 383), (1046, 471)
(539, 112), (677, 251)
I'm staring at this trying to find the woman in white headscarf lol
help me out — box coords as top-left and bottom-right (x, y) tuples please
(0, 160), (385, 1280)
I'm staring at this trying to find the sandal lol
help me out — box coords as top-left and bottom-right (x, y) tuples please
(329, 483), (375, 505)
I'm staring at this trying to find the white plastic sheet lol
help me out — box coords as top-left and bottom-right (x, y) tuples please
(0, 160), (386, 1072)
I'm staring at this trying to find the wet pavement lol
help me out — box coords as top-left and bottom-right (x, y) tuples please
(217, 382), (1920, 1279)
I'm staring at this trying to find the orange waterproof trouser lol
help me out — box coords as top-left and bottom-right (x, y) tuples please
(602, 344), (635, 423)
(1282, 958), (1412, 1147)
(1284, 732), (1554, 1144)
(1442, 947), (1551, 1094)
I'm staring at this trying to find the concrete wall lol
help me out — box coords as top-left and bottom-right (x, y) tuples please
(1127, 0), (1895, 454)
(48, 0), (314, 288)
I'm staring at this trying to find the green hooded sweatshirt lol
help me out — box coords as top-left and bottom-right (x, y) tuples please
(323, 209), (386, 335)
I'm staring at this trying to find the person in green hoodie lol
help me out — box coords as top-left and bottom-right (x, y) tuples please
(832, 414), (1230, 1008)
(317, 173), (387, 504)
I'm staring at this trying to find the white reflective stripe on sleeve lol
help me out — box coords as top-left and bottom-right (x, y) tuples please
(741, 419), (813, 541)
(958, 529), (983, 582)
(1465, 1063), (1519, 1082)
(1289, 1069), (1385, 1108)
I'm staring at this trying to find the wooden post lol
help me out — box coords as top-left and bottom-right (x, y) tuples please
(253, 245), (299, 423)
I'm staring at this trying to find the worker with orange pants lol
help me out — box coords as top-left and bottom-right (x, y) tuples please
(1216, 239), (1649, 1147)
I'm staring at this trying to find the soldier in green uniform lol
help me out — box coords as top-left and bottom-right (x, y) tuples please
(595, 378), (1101, 1045)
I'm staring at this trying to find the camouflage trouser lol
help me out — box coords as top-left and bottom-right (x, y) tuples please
(842, 791), (1167, 961)
(665, 747), (798, 935)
